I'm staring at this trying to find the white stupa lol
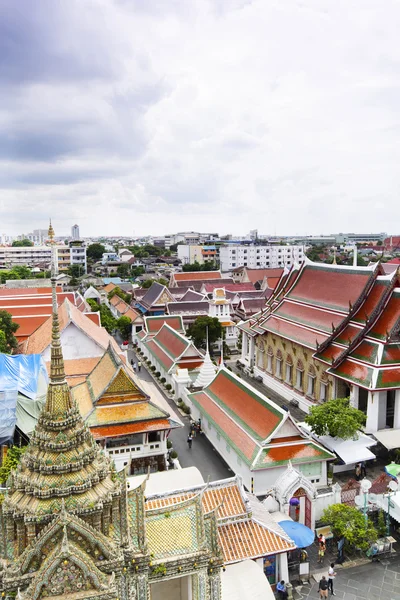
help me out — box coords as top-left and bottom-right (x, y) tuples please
(194, 330), (217, 388)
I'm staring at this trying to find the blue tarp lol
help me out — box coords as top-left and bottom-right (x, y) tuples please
(0, 354), (48, 443)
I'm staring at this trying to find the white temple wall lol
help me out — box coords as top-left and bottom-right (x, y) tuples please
(42, 323), (104, 360)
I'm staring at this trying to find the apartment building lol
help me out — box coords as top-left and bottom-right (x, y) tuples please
(0, 241), (87, 273)
(219, 245), (304, 272)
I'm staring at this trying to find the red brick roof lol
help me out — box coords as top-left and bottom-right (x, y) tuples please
(173, 271), (221, 281)
(91, 419), (171, 439)
(145, 315), (185, 334)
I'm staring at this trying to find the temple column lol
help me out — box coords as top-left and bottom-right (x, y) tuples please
(16, 519), (26, 556)
(366, 391), (387, 432)
(241, 333), (248, 364)
(5, 517), (14, 559)
(137, 573), (149, 600)
(25, 521), (36, 546)
(112, 496), (120, 526)
(93, 511), (102, 532)
(102, 504), (111, 536)
(393, 390), (400, 429)
(248, 336), (255, 367)
(349, 385), (359, 409)
(209, 572), (222, 600)
(278, 552), (289, 584)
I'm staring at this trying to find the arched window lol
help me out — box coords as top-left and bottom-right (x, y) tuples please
(307, 365), (316, 398)
(296, 359), (304, 391)
(320, 372), (329, 402)
(285, 354), (293, 385)
(267, 346), (273, 373)
(275, 349), (283, 379)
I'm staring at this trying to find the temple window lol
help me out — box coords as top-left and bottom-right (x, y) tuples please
(285, 355), (293, 385)
(307, 374), (316, 398)
(275, 357), (282, 378)
(295, 360), (304, 390)
(320, 382), (328, 402)
(267, 347), (273, 373)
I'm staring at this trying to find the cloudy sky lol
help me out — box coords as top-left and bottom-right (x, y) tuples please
(1, 0), (400, 237)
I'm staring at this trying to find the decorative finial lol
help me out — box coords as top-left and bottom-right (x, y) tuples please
(61, 525), (70, 555)
(48, 220), (66, 385)
(218, 336), (225, 370)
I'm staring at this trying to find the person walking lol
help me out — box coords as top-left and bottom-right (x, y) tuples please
(137, 361), (142, 373)
(318, 576), (329, 598)
(355, 463), (361, 481)
(187, 434), (193, 449)
(360, 461), (367, 478)
(328, 563), (336, 595)
(276, 580), (288, 599)
(132, 362), (137, 373)
(318, 540), (326, 564)
(130, 358), (134, 367)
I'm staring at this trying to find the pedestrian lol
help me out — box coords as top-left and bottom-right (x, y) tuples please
(328, 563), (336, 595)
(191, 426), (196, 438)
(130, 358), (134, 367)
(318, 540), (326, 564)
(138, 361), (142, 373)
(133, 362), (137, 373)
(318, 533), (326, 546)
(318, 576), (329, 599)
(361, 461), (367, 478)
(355, 463), (361, 481)
(187, 435), (193, 449)
(276, 580), (288, 600)
(337, 537), (344, 564)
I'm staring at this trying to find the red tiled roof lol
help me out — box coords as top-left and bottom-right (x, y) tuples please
(275, 300), (345, 333)
(376, 368), (400, 388)
(173, 271), (221, 281)
(335, 324), (361, 345)
(287, 265), (373, 311)
(328, 359), (373, 388)
(84, 312), (101, 326)
(259, 441), (329, 466)
(382, 346), (400, 365)
(146, 340), (174, 371)
(205, 369), (284, 441)
(202, 283), (255, 293)
(261, 316), (328, 349)
(145, 315), (184, 334)
(352, 279), (389, 323)
(192, 392), (258, 461)
(155, 324), (189, 358)
(0, 287), (62, 296)
(245, 268), (284, 285)
(315, 344), (344, 364)
(368, 292), (400, 340)
(91, 419), (170, 439)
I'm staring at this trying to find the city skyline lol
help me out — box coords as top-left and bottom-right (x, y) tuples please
(2, 0), (400, 236)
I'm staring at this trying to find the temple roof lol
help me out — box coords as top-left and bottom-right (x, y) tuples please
(144, 314), (185, 335)
(143, 323), (203, 373)
(188, 368), (334, 471)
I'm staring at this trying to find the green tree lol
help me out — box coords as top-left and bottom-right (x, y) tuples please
(187, 316), (222, 350)
(305, 397), (366, 439)
(108, 287), (131, 304)
(117, 263), (131, 278)
(169, 243), (178, 252)
(87, 243), (106, 261)
(98, 304), (117, 333)
(131, 266), (145, 278)
(0, 446), (26, 484)
(142, 279), (155, 289)
(12, 239), (33, 247)
(320, 504), (377, 551)
(0, 310), (19, 354)
(86, 298), (100, 312)
(10, 265), (32, 279)
(117, 315), (132, 341)
(182, 261), (218, 272)
(68, 264), (84, 278)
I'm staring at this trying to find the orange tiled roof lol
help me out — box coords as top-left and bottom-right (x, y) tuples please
(173, 271), (221, 281)
(24, 298), (122, 357)
(103, 283), (116, 293)
(146, 483), (246, 519)
(45, 357), (100, 377)
(91, 419), (170, 439)
(218, 519), (294, 563)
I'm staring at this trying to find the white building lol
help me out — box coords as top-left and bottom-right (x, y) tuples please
(219, 245), (304, 273)
(0, 242), (87, 273)
(71, 224), (80, 240)
(208, 288), (238, 348)
(177, 244), (204, 265)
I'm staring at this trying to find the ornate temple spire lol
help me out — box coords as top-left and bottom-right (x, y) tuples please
(218, 336), (225, 371)
(45, 220), (70, 413)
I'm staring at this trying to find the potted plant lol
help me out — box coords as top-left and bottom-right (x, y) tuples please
(327, 467), (334, 485)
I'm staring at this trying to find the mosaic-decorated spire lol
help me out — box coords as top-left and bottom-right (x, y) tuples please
(3, 224), (119, 522)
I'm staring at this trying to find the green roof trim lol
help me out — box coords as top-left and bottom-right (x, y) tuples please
(145, 341), (173, 371)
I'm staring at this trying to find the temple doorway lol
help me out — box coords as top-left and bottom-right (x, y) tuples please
(289, 487), (312, 528)
(151, 575), (192, 600)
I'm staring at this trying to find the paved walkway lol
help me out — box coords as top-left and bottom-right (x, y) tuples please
(293, 555), (400, 600)
(128, 346), (232, 484)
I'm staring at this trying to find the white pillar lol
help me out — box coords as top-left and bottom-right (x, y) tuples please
(249, 336), (255, 368)
(241, 333), (248, 363)
(366, 391), (387, 432)
(350, 385), (359, 409)
(278, 552), (289, 584)
(394, 390), (400, 429)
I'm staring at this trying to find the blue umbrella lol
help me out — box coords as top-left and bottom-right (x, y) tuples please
(278, 520), (315, 548)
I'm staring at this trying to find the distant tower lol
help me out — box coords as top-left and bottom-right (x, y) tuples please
(71, 224), (80, 240)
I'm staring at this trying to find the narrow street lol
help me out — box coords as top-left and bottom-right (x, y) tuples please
(128, 346), (232, 484)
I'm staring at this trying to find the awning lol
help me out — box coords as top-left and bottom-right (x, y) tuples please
(221, 560), (275, 600)
(373, 429), (400, 450)
(298, 422), (377, 464)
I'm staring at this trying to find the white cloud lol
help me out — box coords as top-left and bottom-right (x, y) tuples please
(1, 0), (400, 236)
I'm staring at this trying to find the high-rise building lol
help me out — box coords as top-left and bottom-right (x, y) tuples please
(71, 224), (80, 240)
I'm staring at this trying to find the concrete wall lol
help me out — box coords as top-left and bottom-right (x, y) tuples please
(151, 575), (192, 600)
